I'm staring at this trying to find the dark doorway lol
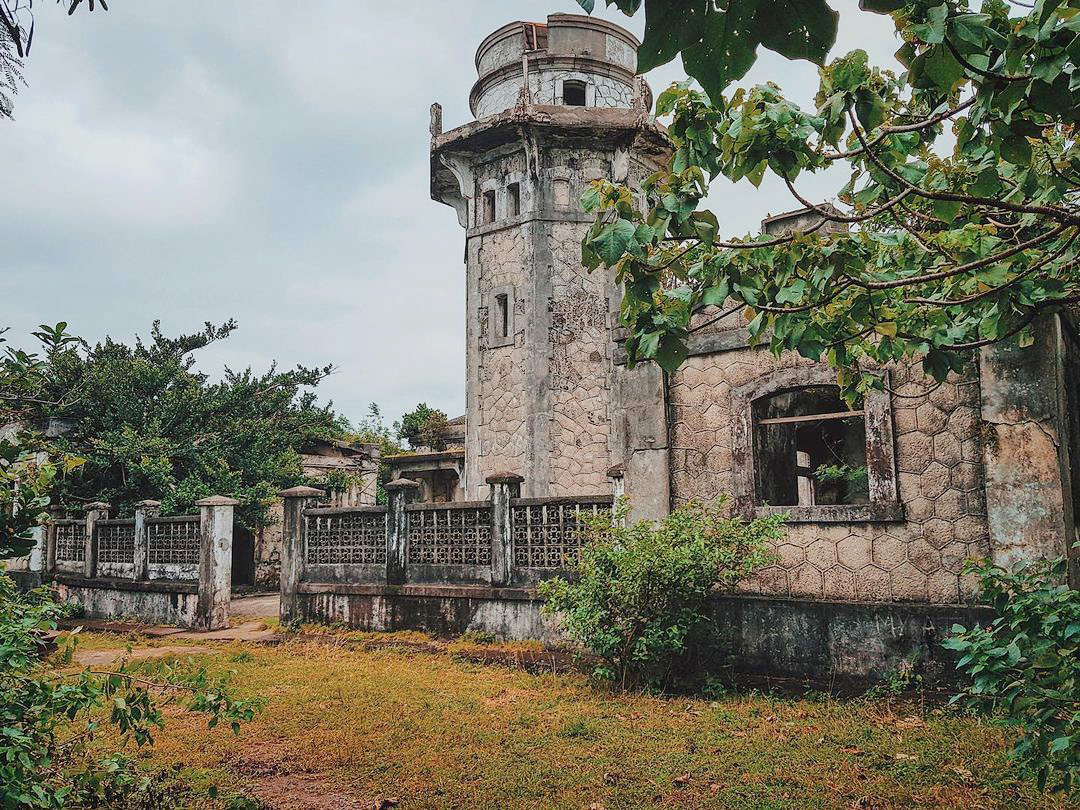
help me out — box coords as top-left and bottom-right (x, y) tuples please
(232, 523), (256, 588)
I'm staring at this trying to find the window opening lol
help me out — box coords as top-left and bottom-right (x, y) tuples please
(753, 386), (868, 507)
(482, 190), (496, 225)
(563, 80), (587, 106)
(553, 178), (571, 208)
(495, 293), (509, 339)
(507, 182), (521, 217)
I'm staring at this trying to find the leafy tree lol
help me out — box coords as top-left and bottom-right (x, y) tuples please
(539, 498), (782, 691)
(19, 320), (341, 528)
(397, 403), (450, 452)
(578, 0), (1080, 398)
(2, 323), (260, 807)
(0, 323), (82, 559)
(339, 403), (406, 505)
(945, 556), (1080, 795)
(1, 0), (105, 119)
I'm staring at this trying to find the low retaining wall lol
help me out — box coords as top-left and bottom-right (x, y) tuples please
(55, 576), (199, 627)
(293, 582), (991, 685)
(708, 595), (992, 685)
(294, 582), (562, 643)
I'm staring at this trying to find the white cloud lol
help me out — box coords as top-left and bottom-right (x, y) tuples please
(2, 0), (903, 424)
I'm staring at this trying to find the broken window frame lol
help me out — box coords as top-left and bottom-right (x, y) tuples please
(731, 366), (903, 523)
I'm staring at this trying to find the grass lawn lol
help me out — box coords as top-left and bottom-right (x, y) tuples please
(73, 630), (1074, 810)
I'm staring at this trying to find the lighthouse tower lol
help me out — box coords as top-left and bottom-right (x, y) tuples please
(430, 13), (672, 506)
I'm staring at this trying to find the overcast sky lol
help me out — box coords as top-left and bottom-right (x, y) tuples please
(2, 1), (897, 427)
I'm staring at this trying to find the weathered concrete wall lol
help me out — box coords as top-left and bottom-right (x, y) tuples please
(668, 324), (989, 604)
(55, 577), (198, 626)
(293, 583), (989, 685)
(255, 504), (285, 588)
(294, 583), (562, 645)
(980, 319), (1073, 569)
(708, 594), (992, 686)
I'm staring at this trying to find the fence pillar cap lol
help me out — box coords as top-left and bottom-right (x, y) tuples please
(84, 501), (111, 512)
(486, 472), (525, 485)
(196, 495), (241, 507)
(279, 486), (326, 498)
(135, 499), (162, 509)
(606, 463), (626, 478)
(385, 478), (421, 491)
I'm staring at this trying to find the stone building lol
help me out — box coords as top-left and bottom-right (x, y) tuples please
(427, 13), (1080, 607)
(431, 13), (670, 513)
(247, 438), (379, 586)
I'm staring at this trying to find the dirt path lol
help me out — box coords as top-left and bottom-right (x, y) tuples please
(226, 741), (398, 810)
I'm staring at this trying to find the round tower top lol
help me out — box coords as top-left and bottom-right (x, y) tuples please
(469, 13), (648, 120)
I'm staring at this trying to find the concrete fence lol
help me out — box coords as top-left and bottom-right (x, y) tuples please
(39, 496), (238, 630)
(279, 474), (612, 633)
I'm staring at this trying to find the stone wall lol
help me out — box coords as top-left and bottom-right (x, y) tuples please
(463, 142), (663, 499)
(473, 72), (634, 119)
(668, 336), (990, 605)
(548, 221), (611, 495)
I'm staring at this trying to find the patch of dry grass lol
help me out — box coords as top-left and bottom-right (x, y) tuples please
(81, 633), (1074, 809)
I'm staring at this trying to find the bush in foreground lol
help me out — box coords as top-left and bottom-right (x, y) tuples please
(540, 498), (782, 691)
(0, 574), (262, 808)
(945, 556), (1079, 796)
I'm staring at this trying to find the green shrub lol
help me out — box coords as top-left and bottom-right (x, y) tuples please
(944, 556), (1080, 795)
(539, 498), (782, 691)
(0, 573), (262, 808)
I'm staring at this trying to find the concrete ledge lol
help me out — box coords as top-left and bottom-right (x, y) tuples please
(297, 581), (539, 601)
(54, 575), (198, 594)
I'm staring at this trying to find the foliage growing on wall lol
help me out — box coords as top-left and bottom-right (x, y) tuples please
(540, 498), (783, 691)
(340, 403), (406, 505)
(397, 403), (451, 452)
(945, 555), (1080, 796)
(578, 0), (1080, 400)
(14, 320), (342, 528)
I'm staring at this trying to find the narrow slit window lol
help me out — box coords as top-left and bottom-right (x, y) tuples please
(563, 80), (587, 106)
(495, 293), (509, 339)
(482, 190), (496, 225)
(753, 386), (868, 507)
(507, 182), (521, 217)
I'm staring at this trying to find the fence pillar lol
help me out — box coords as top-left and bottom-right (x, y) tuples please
(279, 486), (325, 625)
(133, 500), (160, 581)
(385, 479), (421, 586)
(607, 464), (626, 500)
(487, 472), (523, 587)
(83, 502), (110, 578)
(45, 505), (62, 575)
(194, 495), (239, 631)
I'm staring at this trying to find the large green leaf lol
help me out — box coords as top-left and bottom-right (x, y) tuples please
(590, 218), (638, 266)
(586, 0), (838, 99)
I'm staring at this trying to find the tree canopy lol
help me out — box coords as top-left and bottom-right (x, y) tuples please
(578, 0), (1080, 398)
(1, 0), (104, 118)
(10, 320), (343, 529)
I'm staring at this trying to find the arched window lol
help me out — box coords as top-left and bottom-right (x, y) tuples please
(562, 80), (587, 106)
